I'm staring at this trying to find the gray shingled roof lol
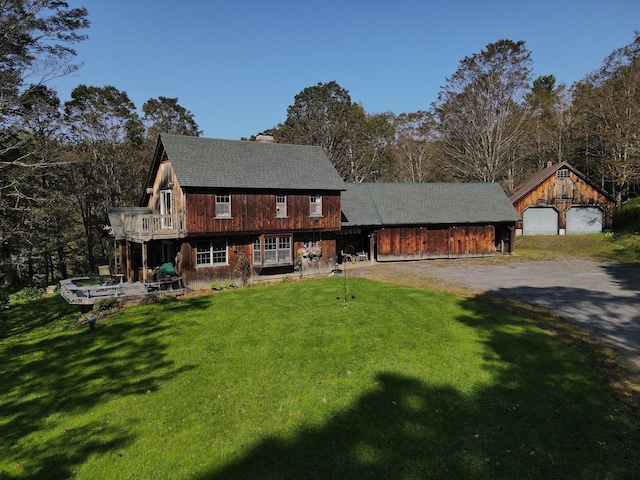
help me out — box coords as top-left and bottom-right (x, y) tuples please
(160, 133), (346, 191)
(341, 183), (521, 227)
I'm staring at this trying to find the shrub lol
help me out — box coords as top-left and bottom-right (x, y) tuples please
(614, 197), (640, 233)
(233, 252), (251, 286)
(210, 280), (237, 291)
(11, 286), (44, 303)
(94, 297), (119, 311)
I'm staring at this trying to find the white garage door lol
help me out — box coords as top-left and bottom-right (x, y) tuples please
(566, 207), (603, 234)
(523, 207), (558, 235)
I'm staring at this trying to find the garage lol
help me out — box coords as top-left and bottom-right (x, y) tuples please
(566, 206), (603, 234)
(523, 207), (558, 235)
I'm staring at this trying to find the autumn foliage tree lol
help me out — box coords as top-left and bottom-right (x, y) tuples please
(433, 40), (534, 188)
(572, 33), (640, 205)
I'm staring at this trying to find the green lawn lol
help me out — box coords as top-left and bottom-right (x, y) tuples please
(1, 277), (639, 479)
(515, 233), (640, 263)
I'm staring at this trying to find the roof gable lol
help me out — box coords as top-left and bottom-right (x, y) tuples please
(156, 133), (345, 191)
(341, 183), (520, 227)
(509, 161), (614, 203)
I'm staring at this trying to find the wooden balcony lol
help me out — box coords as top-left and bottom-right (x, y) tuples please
(121, 213), (186, 242)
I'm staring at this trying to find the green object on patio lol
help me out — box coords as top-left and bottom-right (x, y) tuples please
(159, 262), (177, 276)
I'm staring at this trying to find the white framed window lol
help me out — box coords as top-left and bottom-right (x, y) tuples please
(159, 189), (173, 228)
(196, 240), (228, 266)
(258, 235), (292, 266)
(278, 236), (291, 263)
(310, 194), (322, 217)
(215, 194), (231, 218)
(276, 195), (287, 218)
(252, 238), (261, 264)
(557, 169), (570, 179)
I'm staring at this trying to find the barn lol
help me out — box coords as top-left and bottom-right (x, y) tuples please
(509, 161), (614, 235)
(338, 182), (520, 261)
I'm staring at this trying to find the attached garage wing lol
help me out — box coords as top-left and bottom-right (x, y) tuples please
(523, 207), (558, 235)
(566, 207), (603, 234)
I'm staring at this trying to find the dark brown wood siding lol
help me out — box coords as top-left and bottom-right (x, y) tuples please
(184, 191), (341, 235)
(175, 233), (338, 286)
(512, 170), (613, 230)
(376, 225), (496, 261)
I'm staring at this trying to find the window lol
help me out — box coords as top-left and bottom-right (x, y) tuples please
(161, 241), (174, 264)
(252, 238), (261, 264)
(276, 195), (287, 217)
(215, 194), (231, 218)
(256, 235), (292, 266)
(310, 194), (322, 216)
(557, 169), (570, 179)
(196, 240), (228, 266)
(278, 236), (291, 263)
(159, 189), (172, 228)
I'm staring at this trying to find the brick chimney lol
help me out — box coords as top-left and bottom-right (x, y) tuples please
(546, 160), (553, 168)
(255, 133), (275, 143)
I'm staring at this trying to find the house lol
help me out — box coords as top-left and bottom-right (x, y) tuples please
(509, 161), (614, 235)
(108, 134), (346, 287)
(338, 182), (520, 261)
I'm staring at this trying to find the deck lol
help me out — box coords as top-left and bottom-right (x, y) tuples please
(59, 276), (185, 306)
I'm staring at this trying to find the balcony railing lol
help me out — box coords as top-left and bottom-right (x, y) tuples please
(121, 213), (185, 241)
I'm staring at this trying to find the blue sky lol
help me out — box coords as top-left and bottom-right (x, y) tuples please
(54, 0), (639, 140)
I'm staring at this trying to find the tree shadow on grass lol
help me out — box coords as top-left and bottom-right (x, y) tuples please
(195, 295), (639, 480)
(480, 283), (640, 368)
(0, 296), (194, 479)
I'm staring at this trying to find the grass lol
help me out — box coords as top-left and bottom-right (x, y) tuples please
(2, 277), (639, 479)
(515, 233), (640, 263)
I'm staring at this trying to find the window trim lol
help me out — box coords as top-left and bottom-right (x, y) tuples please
(253, 235), (292, 266)
(215, 194), (231, 218)
(159, 189), (173, 229)
(252, 238), (261, 264)
(310, 194), (322, 217)
(276, 194), (287, 218)
(196, 240), (228, 267)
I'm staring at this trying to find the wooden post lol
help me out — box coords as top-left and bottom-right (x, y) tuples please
(142, 242), (147, 283)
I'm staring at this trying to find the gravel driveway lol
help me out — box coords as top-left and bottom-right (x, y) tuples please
(351, 258), (640, 371)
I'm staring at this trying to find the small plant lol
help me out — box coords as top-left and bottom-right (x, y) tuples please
(94, 297), (119, 311)
(294, 254), (303, 278)
(233, 251), (252, 286)
(281, 275), (292, 284)
(0, 287), (8, 308)
(141, 293), (160, 304)
(210, 280), (237, 291)
(12, 286), (45, 303)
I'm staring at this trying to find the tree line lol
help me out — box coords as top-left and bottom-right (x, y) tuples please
(2, 1), (639, 292)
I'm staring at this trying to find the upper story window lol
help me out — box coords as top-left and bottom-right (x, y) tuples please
(159, 189), (173, 229)
(310, 194), (322, 217)
(276, 195), (287, 218)
(557, 169), (570, 179)
(215, 194), (231, 218)
(196, 240), (228, 267)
